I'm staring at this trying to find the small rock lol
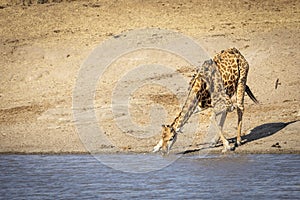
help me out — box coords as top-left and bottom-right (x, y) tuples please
(271, 142), (281, 148)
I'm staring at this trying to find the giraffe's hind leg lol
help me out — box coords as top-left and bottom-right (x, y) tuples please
(236, 107), (244, 146)
(235, 56), (249, 146)
(235, 74), (247, 146)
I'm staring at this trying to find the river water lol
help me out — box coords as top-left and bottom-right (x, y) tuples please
(0, 154), (299, 199)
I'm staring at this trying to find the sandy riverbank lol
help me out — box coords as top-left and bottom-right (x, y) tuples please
(0, 0), (299, 154)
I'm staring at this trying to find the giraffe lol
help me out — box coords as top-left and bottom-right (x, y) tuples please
(153, 47), (258, 154)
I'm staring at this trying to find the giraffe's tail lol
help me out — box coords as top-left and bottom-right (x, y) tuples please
(245, 85), (259, 104)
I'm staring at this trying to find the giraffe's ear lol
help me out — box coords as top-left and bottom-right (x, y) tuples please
(161, 124), (166, 128)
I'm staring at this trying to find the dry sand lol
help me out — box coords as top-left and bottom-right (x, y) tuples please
(0, 0), (299, 154)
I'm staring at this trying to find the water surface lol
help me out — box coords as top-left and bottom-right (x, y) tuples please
(0, 154), (299, 199)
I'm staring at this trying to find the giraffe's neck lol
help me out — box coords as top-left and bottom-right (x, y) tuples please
(169, 58), (230, 132)
(170, 75), (201, 132)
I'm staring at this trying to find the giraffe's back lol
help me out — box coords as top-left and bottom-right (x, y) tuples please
(190, 59), (230, 111)
(213, 47), (249, 98)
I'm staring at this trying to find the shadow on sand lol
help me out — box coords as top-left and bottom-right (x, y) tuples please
(179, 120), (299, 155)
(240, 120), (298, 144)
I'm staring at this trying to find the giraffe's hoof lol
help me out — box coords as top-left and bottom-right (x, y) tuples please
(209, 143), (216, 148)
(209, 141), (220, 148)
(222, 147), (231, 153)
(222, 144), (232, 152)
(221, 148), (227, 153)
(235, 141), (242, 147)
(210, 136), (220, 146)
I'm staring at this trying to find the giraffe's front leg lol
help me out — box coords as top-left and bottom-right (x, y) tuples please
(210, 110), (231, 152)
(209, 110), (227, 146)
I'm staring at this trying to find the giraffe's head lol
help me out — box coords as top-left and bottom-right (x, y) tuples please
(153, 125), (177, 154)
